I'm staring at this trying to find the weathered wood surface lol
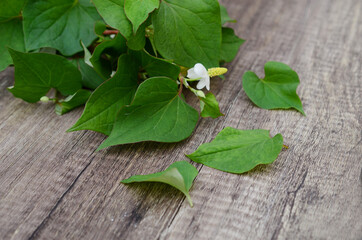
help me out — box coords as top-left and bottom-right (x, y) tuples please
(0, 0), (361, 239)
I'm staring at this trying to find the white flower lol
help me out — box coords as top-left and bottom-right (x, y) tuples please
(187, 63), (210, 90)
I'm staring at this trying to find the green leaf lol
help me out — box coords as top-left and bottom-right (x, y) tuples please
(94, 20), (107, 37)
(8, 49), (82, 103)
(220, 27), (244, 63)
(92, 0), (146, 50)
(23, 0), (101, 55)
(0, 19), (25, 72)
(124, 23), (146, 50)
(133, 50), (180, 79)
(92, 0), (132, 39)
(124, 0), (159, 33)
(90, 33), (127, 79)
(81, 41), (92, 67)
(78, 59), (104, 90)
(55, 89), (91, 115)
(199, 92), (224, 119)
(0, 0), (26, 22)
(242, 61), (305, 115)
(220, 5), (236, 25)
(187, 127), (284, 174)
(68, 54), (139, 135)
(98, 77), (199, 149)
(152, 0), (221, 68)
(121, 161), (198, 206)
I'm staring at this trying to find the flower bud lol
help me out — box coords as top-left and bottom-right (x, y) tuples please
(40, 96), (50, 102)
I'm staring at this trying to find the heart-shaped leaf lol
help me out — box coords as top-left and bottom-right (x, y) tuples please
(98, 77), (199, 149)
(8, 49), (82, 103)
(242, 61), (305, 115)
(152, 0), (221, 68)
(23, 0), (101, 55)
(187, 127), (284, 173)
(121, 161), (198, 206)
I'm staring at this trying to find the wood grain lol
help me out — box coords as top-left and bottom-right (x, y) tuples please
(0, 0), (361, 239)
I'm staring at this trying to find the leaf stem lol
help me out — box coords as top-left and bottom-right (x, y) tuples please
(103, 30), (119, 35)
(178, 74), (184, 96)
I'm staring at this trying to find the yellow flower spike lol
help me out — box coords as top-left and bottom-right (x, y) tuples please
(207, 67), (228, 77)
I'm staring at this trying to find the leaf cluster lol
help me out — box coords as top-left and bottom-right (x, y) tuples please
(1, 0), (244, 145)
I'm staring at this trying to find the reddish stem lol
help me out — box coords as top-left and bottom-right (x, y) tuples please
(103, 30), (119, 35)
(178, 74), (184, 96)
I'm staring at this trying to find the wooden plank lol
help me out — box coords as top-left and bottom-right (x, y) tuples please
(0, 0), (361, 239)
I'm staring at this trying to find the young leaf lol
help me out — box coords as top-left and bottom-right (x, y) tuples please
(220, 27), (244, 63)
(220, 5), (236, 25)
(90, 34), (127, 79)
(152, 0), (221, 68)
(199, 92), (224, 119)
(68, 54), (139, 135)
(124, 0), (159, 33)
(187, 127), (284, 174)
(92, 0), (146, 50)
(121, 161), (198, 206)
(242, 61), (305, 115)
(98, 77), (199, 149)
(133, 50), (180, 79)
(23, 0), (101, 55)
(0, 19), (25, 72)
(0, 0), (26, 22)
(55, 89), (91, 115)
(8, 49), (82, 103)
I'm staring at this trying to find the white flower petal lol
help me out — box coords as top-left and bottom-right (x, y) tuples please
(194, 63), (208, 76)
(196, 80), (206, 90)
(187, 67), (199, 79)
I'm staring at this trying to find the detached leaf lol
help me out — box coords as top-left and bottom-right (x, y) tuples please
(98, 77), (199, 149)
(199, 93), (224, 118)
(68, 54), (138, 135)
(92, 0), (146, 50)
(220, 5), (236, 25)
(220, 27), (244, 63)
(8, 49), (82, 103)
(0, 19), (25, 71)
(242, 61), (305, 115)
(187, 127), (284, 174)
(152, 0), (221, 68)
(124, 0), (159, 33)
(121, 161), (198, 206)
(55, 89), (91, 115)
(23, 0), (101, 55)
